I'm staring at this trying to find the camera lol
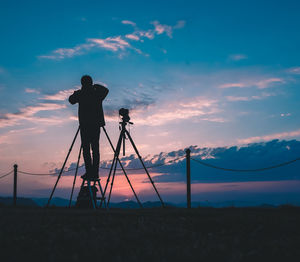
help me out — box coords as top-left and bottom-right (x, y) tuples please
(119, 108), (130, 123)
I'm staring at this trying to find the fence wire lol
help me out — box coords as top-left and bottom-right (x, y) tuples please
(18, 156), (185, 176)
(0, 170), (13, 179)
(191, 156), (300, 172)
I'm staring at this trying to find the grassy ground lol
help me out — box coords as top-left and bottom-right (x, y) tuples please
(1, 206), (300, 261)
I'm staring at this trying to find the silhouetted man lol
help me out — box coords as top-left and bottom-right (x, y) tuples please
(69, 75), (109, 180)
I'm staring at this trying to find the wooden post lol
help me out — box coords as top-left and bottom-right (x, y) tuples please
(186, 149), (191, 209)
(13, 164), (18, 207)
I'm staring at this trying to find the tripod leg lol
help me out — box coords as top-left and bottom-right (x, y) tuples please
(125, 130), (165, 207)
(102, 127), (143, 208)
(69, 145), (82, 208)
(47, 126), (80, 207)
(106, 129), (124, 207)
(100, 155), (116, 208)
(100, 128), (123, 208)
(107, 157), (119, 207)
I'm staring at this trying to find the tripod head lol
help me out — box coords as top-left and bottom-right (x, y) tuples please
(119, 108), (133, 125)
(118, 108), (133, 156)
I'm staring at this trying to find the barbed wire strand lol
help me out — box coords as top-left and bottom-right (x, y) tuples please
(18, 156), (185, 176)
(191, 156), (300, 172)
(0, 170), (13, 179)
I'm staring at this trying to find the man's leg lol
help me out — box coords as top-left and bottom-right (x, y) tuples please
(91, 125), (101, 178)
(80, 126), (93, 176)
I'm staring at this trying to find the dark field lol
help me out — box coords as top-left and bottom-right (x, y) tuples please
(1, 206), (300, 262)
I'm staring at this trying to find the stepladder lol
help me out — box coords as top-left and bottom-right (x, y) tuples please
(76, 178), (106, 209)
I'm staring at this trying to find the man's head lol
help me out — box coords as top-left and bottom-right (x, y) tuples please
(81, 75), (93, 88)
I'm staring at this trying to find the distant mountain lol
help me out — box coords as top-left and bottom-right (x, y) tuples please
(0, 197), (38, 207)
(33, 197), (75, 207)
(109, 201), (173, 208)
(109, 200), (140, 208)
(2, 196), (294, 208)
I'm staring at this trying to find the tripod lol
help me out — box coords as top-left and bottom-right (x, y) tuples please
(100, 119), (165, 208)
(47, 125), (142, 209)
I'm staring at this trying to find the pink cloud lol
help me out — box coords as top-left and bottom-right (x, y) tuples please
(237, 129), (300, 144)
(226, 96), (252, 101)
(256, 78), (284, 89)
(38, 43), (94, 60)
(129, 97), (223, 126)
(0, 103), (67, 128)
(121, 20), (136, 27)
(39, 20), (185, 60)
(219, 78), (284, 89)
(25, 88), (40, 94)
(226, 92), (275, 102)
(219, 83), (247, 88)
(151, 21), (173, 37)
(88, 36), (131, 52)
(125, 34), (140, 41)
(42, 89), (74, 101)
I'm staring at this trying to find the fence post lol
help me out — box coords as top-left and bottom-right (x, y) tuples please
(186, 149), (191, 209)
(13, 164), (18, 207)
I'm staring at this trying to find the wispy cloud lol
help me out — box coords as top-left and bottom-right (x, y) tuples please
(0, 103), (67, 128)
(237, 129), (300, 144)
(25, 88), (40, 94)
(88, 36), (131, 52)
(39, 20), (185, 60)
(256, 78), (284, 89)
(38, 43), (94, 60)
(280, 113), (291, 117)
(287, 67), (300, 75)
(125, 34), (140, 41)
(219, 83), (247, 88)
(121, 20), (136, 27)
(228, 54), (248, 61)
(125, 20), (186, 41)
(219, 78), (284, 89)
(151, 21), (173, 37)
(173, 20), (186, 29)
(130, 96), (224, 126)
(226, 92), (275, 102)
(41, 89), (74, 101)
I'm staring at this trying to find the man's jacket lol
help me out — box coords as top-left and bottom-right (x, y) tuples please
(69, 84), (109, 127)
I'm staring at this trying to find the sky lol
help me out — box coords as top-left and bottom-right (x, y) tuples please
(0, 0), (300, 204)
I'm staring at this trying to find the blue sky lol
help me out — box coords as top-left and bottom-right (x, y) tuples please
(0, 0), (300, 203)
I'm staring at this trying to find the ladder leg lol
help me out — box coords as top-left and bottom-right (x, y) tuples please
(87, 180), (96, 209)
(97, 180), (107, 208)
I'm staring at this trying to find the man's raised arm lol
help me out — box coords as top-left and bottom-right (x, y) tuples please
(94, 84), (109, 100)
(69, 90), (80, 105)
